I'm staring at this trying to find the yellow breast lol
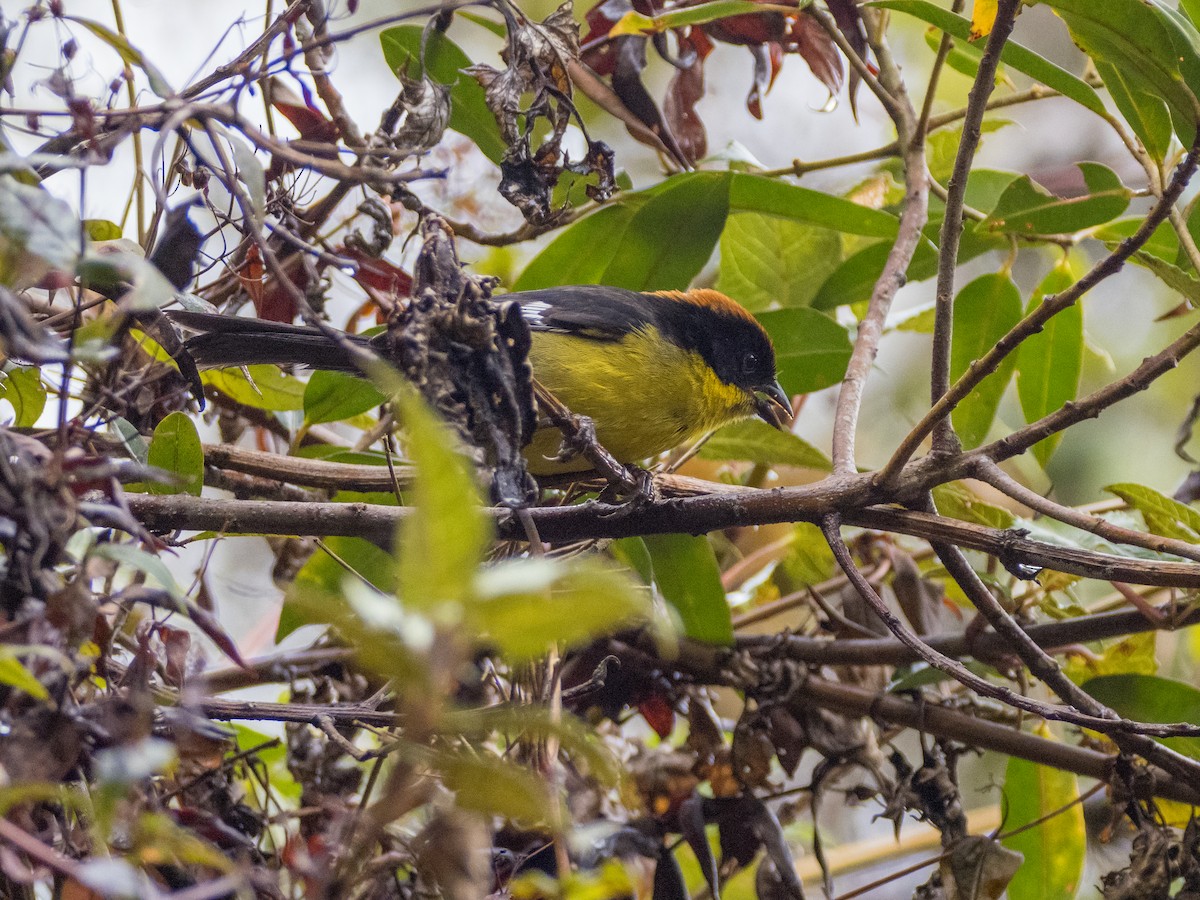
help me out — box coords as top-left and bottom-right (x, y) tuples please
(523, 327), (755, 475)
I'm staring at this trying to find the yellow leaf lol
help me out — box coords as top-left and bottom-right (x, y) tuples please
(609, 10), (657, 36)
(970, 0), (998, 40)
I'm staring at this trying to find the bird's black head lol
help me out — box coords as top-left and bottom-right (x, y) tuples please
(646, 290), (793, 429)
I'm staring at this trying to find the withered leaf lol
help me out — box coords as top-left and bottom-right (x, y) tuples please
(664, 31), (710, 163)
(393, 73), (450, 156)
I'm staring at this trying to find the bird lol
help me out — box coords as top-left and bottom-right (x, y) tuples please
(166, 285), (792, 476)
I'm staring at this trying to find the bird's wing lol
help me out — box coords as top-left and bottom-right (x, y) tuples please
(510, 286), (655, 342)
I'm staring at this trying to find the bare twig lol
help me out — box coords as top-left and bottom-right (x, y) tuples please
(818, 6), (929, 476)
(928, 0), (1021, 455)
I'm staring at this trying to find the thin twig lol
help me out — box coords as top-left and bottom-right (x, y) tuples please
(928, 0), (1022, 455)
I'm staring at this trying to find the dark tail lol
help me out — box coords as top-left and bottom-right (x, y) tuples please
(166, 310), (372, 371)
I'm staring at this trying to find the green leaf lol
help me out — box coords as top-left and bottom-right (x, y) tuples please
(0, 367), (46, 428)
(1016, 260), (1084, 465)
(515, 172), (901, 293)
(1033, 0), (1200, 146)
(812, 238), (938, 309)
(1184, 0), (1200, 28)
(1125, 250), (1200, 303)
(0, 647), (49, 700)
(147, 412), (203, 497)
(380, 25), (507, 163)
(64, 17), (174, 97)
(303, 370), (385, 425)
(202, 365), (305, 411)
(922, 23), (1008, 83)
(871, 0), (1106, 116)
(1095, 59), (1173, 161)
(1002, 724), (1086, 900)
(438, 751), (556, 823)
(643, 534), (732, 645)
(949, 272), (1023, 448)
(393, 387), (490, 614)
(611, 0), (786, 35)
(716, 214), (843, 311)
(927, 121), (1011, 185)
(1083, 673), (1200, 758)
(1094, 217), (1180, 261)
(83, 219), (123, 241)
(1106, 482), (1200, 541)
(775, 523), (836, 587)
(280, 536), (397, 640)
(611, 537), (653, 583)
(699, 419), (831, 469)
(90, 542), (183, 597)
(981, 164), (1130, 235)
(932, 482), (1018, 530)
(515, 173), (729, 291)
(76, 247), (178, 310)
(471, 558), (647, 660)
(756, 307), (853, 395)
(726, 173), (900, 238)
(0, 177), (80, 290)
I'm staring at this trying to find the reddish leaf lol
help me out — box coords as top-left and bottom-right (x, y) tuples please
(158, 624), (190, 688)
(704, 9), (790, 45)
(638, 693), (676, 738)
(664, 31), (711, 162)
(789, 12), (843, 98)
(826, 0), (868, 109)
(268, 77), (338, 143)
(339, 246), (413, 297)
(239, 244), (265, 311)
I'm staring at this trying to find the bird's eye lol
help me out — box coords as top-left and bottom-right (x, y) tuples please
(741, 352), (759, 375)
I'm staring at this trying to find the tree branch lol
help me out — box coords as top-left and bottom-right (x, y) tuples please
(928, 0), (1022, 455)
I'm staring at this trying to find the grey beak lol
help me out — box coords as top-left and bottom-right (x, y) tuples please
(754, 380), (793, 430)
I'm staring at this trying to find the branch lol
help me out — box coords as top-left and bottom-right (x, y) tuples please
(929, 0), (1022, 454)
(738, 602), (1200, 666)
(122, 493), (1200, 588)
(930, 531), (1200, 790)
(820, 515), (1200, 740)
(817, 6), (929, 476)
(782, 675), (1200, 806)
(974, 458), (1200, 565)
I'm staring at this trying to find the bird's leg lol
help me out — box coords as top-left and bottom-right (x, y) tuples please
(534, 380), (657, 505)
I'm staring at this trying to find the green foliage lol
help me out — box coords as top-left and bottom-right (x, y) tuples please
(0, 647), (49, 700)
(643, 533), (733, 645)
(1034, 0), (1200, 148)
(202, 365), (305, 411)
(0, 176), (80, 289)
(717, 216), (843, 311)
(874, 0), (1107, 116)
(1016, 260), (1083, 465)
(303, 370), (386, 425)
(1106, 482), (1200, 541)
(699, 418), (831, 469)
(1002, 725), (1086, 900)
(380, 25), (506, 162)
(147, 411), (204, 496)
(756, 308), (853, 394)
(949, 272), (1023, 448)
(516, 172), (900, 292)
(0, 366), (46, 428)
(932, 482), (1018, 529)
(981, 164), (1131, 235)
(1083, 674), (1200, 758)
